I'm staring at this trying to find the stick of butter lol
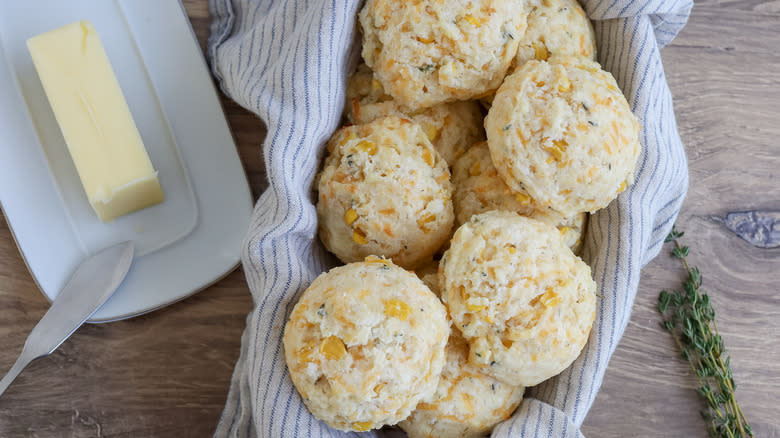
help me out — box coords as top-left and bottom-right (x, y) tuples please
(27, 20), (164, 222)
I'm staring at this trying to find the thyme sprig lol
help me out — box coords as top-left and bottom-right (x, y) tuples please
(658, 226), (752, 438)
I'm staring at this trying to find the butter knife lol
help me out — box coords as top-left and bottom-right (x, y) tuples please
(0, 241), (134, 396)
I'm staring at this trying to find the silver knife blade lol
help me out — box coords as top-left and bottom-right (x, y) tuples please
(0, 240), (134, 396)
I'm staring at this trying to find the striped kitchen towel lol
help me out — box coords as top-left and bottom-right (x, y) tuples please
(207, 0), (692, 436)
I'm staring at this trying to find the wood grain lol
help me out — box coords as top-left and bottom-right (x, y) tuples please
(582, 0), (780, 435)
(0, 0), (778, 437)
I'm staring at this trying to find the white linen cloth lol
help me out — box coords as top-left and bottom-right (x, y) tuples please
(207, 0), (692, 435)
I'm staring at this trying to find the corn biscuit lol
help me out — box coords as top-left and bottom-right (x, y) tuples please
(440, 211), (597, 386)
(317, 116), (454, 268)
(359, 0), (527, 110)
(485, 56), (640, 217)
(283, 258), (449, 432)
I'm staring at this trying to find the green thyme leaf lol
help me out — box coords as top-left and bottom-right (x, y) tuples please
(657, 225), (752, 437)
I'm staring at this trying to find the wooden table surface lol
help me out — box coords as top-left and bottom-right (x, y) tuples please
(1, 0), (778, 436)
